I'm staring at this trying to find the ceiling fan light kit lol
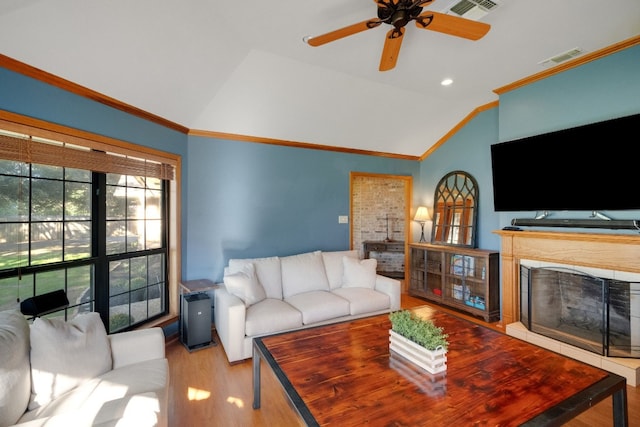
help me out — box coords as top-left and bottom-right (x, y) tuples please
(306, 0), (491, 71)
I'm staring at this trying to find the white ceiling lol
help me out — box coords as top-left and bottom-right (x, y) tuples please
(0, 0), (639, 157)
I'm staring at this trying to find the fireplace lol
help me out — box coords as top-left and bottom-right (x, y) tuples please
(520, 263), (639, 358)
(495, 230), (640, 386)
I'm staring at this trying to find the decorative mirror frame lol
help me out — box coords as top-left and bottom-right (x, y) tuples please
(431, 171), (478, 248)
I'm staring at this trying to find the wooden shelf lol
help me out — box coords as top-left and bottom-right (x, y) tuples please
(408, 243), (500, 322)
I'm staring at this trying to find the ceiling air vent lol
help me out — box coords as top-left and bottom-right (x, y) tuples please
(446, 0), (500, 20)
(538, 48), (585, 67)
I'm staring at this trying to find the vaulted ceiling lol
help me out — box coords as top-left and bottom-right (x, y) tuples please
(0, 0), (639, 157)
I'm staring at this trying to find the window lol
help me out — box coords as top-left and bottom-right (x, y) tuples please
(0, 118), (178, 333)
(0, 155), (95, 318)
(103, 173), (168, 332)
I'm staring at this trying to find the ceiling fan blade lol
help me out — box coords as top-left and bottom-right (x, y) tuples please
(415, 11), (490, 40)
(379, 28), (405, 72)
(307, 19), (382, 47)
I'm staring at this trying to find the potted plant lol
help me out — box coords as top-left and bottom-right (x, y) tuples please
(388, 309), (449, 374)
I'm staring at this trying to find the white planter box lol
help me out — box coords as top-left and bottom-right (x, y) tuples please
(389, 330), (447, 374)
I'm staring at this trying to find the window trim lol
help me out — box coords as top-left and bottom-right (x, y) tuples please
(0, 109), (182, 328)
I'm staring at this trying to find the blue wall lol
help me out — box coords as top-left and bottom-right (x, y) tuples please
(185, 136), (419, 281)
(0, 68), (186, 155)
(499, 46), (640, 142)
(418, 107), (500, 251)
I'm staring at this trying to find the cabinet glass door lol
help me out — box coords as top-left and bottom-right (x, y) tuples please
(446, 253), (468, 304)
(465, 256), (487, 310)
(410, 248), (426, 293)
(446, 253), (487, 310)
(426, 251), (442, 299)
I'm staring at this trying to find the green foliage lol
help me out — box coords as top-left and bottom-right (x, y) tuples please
(389, 309), (449, 351)
(110, 313), (133, 332)
(131, 277), (147, 289)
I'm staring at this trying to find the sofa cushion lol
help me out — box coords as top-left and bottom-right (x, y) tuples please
(223, 263), (266, 307)
(16, 392), (163, 427)
(342, 256), (377, 289)
(281, 251), (331, 298)
(18, 358), (167, 425)
(285, 291), (350, 324)
(0, 310), (31, 426)
(29, 312), (112, 411)
(332, 288), (391, 315)
(228, 256), (282, 300)
(322, 250), (359, 289)
(245, 299), (303, 337)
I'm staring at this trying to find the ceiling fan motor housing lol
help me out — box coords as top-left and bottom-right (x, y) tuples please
(391, 10), (410, 28)
(378, 1), (426, 28)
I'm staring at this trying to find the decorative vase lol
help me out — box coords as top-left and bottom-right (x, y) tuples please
(389, 330), (447, 374)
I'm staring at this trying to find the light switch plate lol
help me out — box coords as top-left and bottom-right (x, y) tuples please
(338, 215), (348, 224)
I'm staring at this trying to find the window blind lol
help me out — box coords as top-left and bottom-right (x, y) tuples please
(0, 120), (175, 180)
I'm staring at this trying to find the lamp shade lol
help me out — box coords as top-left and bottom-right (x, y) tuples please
(414, 206), (431, 222)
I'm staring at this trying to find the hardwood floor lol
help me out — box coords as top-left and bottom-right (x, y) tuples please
(166, 294), (639, 426)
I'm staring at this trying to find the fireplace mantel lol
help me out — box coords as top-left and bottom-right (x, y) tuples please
(494, 230), (640, 327)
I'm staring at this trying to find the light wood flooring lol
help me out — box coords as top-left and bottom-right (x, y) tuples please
(166, 294), (639, 426)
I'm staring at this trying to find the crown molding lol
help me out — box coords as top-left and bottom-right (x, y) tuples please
(494, 35), (640, 95)
(419, 100), (499, 161)
(0, 53), (189, 134)
(188, 129), (419, 160)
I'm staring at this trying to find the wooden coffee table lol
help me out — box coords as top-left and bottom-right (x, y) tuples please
(253, 306), (628, 426)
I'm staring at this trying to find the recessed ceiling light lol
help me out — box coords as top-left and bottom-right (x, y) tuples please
(441, 78), (453, 86)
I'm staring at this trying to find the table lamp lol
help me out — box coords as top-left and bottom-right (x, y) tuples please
(414, 206), (431, 243)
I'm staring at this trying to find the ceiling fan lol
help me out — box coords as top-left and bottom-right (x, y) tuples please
(305, 0), (491, 71)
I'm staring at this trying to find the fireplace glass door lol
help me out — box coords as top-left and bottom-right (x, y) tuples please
(521, 266), (636, 358)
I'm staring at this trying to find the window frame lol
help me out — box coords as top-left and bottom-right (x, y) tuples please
(0, 111), (181, 330)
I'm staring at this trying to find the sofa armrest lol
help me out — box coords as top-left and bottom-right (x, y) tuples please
(109, 327), (166, 369)
(214, 287), (247, 363)
(374, 275), (401, 311)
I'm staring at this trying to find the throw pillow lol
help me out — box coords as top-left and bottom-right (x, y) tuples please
(342, 256), (377, 289)
(281, 251), (330, 298)
(29, 312), (112, 410)
(223, 263), (267, 307)
(0, 310), (31, 426)
(228, 256), (282, 299)
(322, 250), (359, 289)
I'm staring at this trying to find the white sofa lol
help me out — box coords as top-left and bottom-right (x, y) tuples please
(214, 249), (401, 363)
(0, 310), (168, 427)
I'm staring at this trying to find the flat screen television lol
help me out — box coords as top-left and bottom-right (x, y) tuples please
(490, 113), (640, 212)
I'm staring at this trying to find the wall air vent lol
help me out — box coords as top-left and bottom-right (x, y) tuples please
(538, 48), (584, 67)
(446, 0), (500, 20)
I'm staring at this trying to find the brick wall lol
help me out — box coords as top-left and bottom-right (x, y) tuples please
(352, 175), (406, 274)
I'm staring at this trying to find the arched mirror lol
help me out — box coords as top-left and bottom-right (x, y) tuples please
(431, 171), (478, 248)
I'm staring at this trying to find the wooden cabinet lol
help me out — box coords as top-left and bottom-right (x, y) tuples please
(409, 243), (500, 322)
